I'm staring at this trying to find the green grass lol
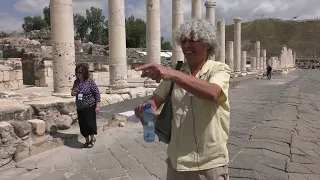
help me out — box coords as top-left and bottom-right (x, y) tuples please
(225, 18), (320, 58)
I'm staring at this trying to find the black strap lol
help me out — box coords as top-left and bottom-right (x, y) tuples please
(168, 61), (184, 96)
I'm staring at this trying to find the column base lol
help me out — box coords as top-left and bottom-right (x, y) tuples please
(144, 79), (159, 88)
(51, 93), (73, 98)
(106, 84), (129, 94)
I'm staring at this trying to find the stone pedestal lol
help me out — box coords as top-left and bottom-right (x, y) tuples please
(255, 41), (260, 71)
(50, 0), (76, 94)
(192, 0), (201, 19)
(217, 19), (225, 63)
(107, 0), (128, 94)
(226, 41), (234, 71)
(205, 1), (216, 25)
(233, 17), (242, 72)
(261, 49), (267, 70)
(172, 0), (184, 68)
(144, 0), (161, 87)
(241, 51), (246, 72)
(251, 57), (256, 71)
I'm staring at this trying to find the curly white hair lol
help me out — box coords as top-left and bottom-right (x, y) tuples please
(175, 19), (219, 57)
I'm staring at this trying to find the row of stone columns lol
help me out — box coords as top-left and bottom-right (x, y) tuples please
(50, 0), (296, 95)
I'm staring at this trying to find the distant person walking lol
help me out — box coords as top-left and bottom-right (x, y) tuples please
(71, 63), (101, 148)
(266, 65), (272, 80)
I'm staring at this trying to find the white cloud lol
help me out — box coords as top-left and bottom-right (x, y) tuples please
(6, 0), (320, 40)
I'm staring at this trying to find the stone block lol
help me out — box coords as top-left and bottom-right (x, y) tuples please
(98, 72), (109, 78)
(27, 119), (45, 136)
(29, 139), (63, 156)
(3, 70), (9, 81)
(35, 80), (40, 87)
(9, 70), (22, 80)
(11, 121), (31, 138)
(0, 71), (3, 82)
(47, 67), (53, 77)
(93, 63), (102, 70)
(39, 76), (52, 87)
(88, 63), (94, 71)
(89, 72), (99, 80)
(13, 143), (30, 162)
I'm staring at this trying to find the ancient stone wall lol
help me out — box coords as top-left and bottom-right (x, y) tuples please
(0, 58), (23, 90)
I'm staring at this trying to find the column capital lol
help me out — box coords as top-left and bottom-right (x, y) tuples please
(205, 1), (216, 8)
(233, 17), (242, 23)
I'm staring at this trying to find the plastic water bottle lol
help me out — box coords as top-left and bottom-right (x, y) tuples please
(143, 103), (155, 142)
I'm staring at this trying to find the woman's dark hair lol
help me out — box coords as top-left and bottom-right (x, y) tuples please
(75, 63), (89, 80)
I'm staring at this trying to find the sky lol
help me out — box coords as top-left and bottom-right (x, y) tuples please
(1, 0), (320, 41)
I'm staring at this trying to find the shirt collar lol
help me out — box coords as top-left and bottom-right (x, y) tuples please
(180, 58), (215, 78)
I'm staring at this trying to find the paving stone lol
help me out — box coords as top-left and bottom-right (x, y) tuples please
(286, 162), (313, 174)
(288, 173), (308, 180)
(98, 167), (127, 179)
(118, 155), (142, 170)
(127, 168), (157, 180)
(74, 168), (101, 180)
(92, 156), (120, 170)
(109, 147), (129, 158)
(245, 139), (290, 157)
(86, 145), (108, 154)
(250, 128), (292, 144)
(90, 151), (114, 161)
(144, 161), (167, 180)
(291, 148), (307, 156)
(292, 138), (320, 150)
(73, 160), (94, 171)
(34, 171), (66, 180)
(291, 155), (314, 164)
(302, 174), (320, 180)
(136, 154), (162, 167)
(303, 164), (320, 174)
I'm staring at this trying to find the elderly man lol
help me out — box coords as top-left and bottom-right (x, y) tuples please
(135, 19), (231, 180)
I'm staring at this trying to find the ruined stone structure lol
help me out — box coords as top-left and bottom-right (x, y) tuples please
(226, 41), (234, 71)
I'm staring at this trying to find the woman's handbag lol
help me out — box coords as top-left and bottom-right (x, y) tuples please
(155, 61), (184, 144)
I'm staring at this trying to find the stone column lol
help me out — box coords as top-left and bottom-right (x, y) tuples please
(107, 0), (128, 93)
(50, 0), (76, 95)
(192, 0), (201, 19)
(145, 0), (161, 87)
(293, 51), (296, 67)
(280, 46), (287, 68)
(261, 49), (267, 70)
(251, 57), (256, 71)
(226, 41), (234, 71)
(217, 19), (225, 63)
(267, 57), (272, 67)
(233, 17), (242, 72)
(241, 51), (246, 72)
(205, 1), (216, 25)
(288, 49), (293, 67)
(172, 0), (184, 67)
(255, 41), (260, 71)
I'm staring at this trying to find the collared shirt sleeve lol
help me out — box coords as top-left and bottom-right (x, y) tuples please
(153, 80), (171, 101)
(208, 63), (231, 103)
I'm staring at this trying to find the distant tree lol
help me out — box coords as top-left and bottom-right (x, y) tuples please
(101, 20), (109, 45)
(125, 15), (146, 48)
(86, 7), (106, 44)
(74, 13), (89, 42)
(161, 37), (172, 50)
(22, 15), (48, 32)
(43, 6), (50, 27)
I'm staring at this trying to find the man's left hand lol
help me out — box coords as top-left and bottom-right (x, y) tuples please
(135, 63), (173, 83)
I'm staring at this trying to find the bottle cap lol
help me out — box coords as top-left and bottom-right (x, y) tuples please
(145, 103), (151, 109)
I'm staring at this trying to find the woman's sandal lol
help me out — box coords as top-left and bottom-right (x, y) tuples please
(90, 138), (96, 147)
(83, 142), (90, 148)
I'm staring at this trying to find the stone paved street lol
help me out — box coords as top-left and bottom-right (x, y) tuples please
(1, 69), (320, 180)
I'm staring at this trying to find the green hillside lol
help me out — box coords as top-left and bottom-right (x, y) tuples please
(225, 18), (320, 59)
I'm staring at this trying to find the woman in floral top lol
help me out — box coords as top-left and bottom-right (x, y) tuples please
(71, 63), (101, 148)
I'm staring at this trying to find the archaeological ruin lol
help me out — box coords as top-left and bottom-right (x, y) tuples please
(0, 0), (297, 166)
